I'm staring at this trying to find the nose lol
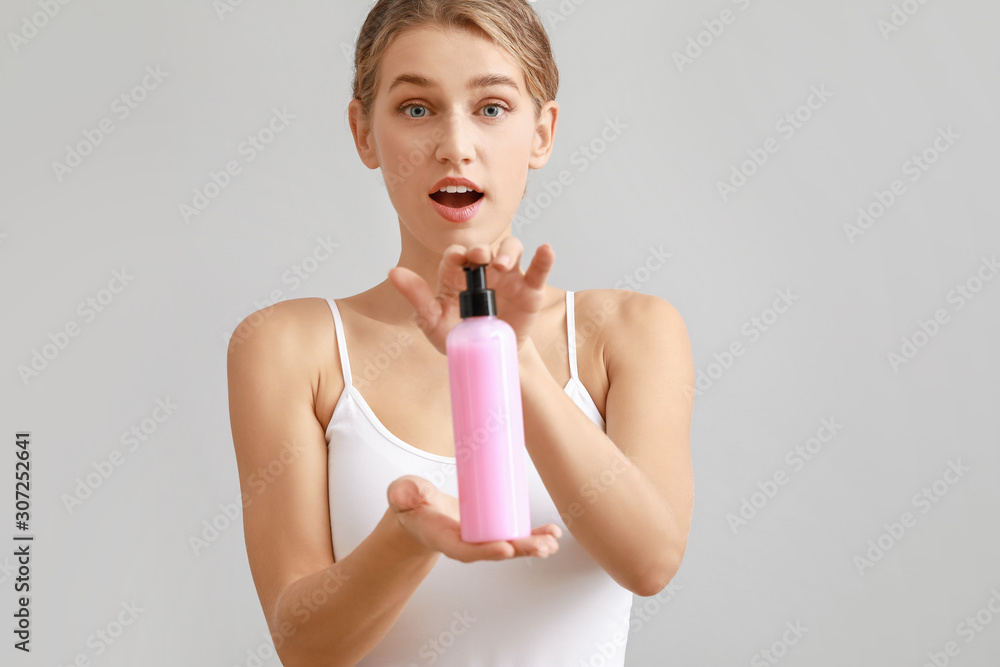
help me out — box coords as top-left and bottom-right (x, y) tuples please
(434, 112), (476, 164)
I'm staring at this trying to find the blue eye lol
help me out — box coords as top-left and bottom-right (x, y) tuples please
(397, 102), (511, 120)
(402, 104), (428, 118)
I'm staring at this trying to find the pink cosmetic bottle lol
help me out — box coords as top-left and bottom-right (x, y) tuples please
(446, 263), (531, 543)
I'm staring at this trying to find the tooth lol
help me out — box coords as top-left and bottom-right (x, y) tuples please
(436, 184), (480, 193)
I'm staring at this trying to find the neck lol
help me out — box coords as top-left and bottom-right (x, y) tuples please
(359, 219), (514, 326)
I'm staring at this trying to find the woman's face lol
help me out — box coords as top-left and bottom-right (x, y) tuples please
(350, 24), (557, 249)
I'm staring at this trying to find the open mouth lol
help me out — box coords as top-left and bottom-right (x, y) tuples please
(429, 191), (484, 208)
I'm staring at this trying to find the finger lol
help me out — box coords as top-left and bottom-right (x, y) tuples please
(466, 243), (493, 267)
(438, 527), (516, 562)
(386, 478), (419, 512)
(522, 243), (556, 291)
(508, 533), (559, 558)
(492, 236), (524, 272)
(531, 523), (563, 539)
(455, 539), (517, 562)
(439, 244), (472, 299)
(387, 476), (434, 512)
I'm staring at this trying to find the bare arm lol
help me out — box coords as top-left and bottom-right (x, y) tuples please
(227, 299), (440, 666)
(518, 291), (695, 597)
(268, 509), (443, 665)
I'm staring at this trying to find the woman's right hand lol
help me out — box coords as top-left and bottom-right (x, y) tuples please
(387, 475), (562, 562)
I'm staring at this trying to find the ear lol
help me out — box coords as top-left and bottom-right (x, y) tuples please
(348, 99), (381, 169)
(528, 100), (559, 170)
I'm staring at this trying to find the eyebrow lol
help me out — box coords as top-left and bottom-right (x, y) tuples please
(387, 72), (520, 95)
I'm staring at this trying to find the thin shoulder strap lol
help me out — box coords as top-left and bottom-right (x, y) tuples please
(326, 298), (353, 388)
(565, 290), (580, 382)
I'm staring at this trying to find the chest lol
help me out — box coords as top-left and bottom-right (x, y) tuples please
(323, 296), (608, 457)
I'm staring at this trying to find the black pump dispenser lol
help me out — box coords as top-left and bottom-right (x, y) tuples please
(459, 264), (496, 318)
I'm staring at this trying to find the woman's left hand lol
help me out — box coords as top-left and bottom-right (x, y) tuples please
(388, 238), (555, 356)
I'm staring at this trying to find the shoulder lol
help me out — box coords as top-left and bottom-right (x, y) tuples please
(574, 289), (690, 374)
(572, 288), (687, 340)
(226, 297), (335, 379)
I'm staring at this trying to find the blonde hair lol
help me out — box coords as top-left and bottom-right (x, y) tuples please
(351, 0), (559, 125)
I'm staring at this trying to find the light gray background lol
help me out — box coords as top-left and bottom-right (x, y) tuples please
(2, 0), (998, 665)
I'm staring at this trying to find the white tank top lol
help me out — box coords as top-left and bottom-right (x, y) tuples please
(324, 290), (634, 666)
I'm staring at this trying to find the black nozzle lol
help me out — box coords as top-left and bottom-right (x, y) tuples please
(459, 264), (496, 318)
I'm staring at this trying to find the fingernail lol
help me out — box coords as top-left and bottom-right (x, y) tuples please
(496, 254), (511, 268)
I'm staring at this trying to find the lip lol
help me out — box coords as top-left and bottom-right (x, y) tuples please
(429, 194), (484, 223)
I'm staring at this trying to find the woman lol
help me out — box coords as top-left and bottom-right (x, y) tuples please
(227, 1), (694, 664)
